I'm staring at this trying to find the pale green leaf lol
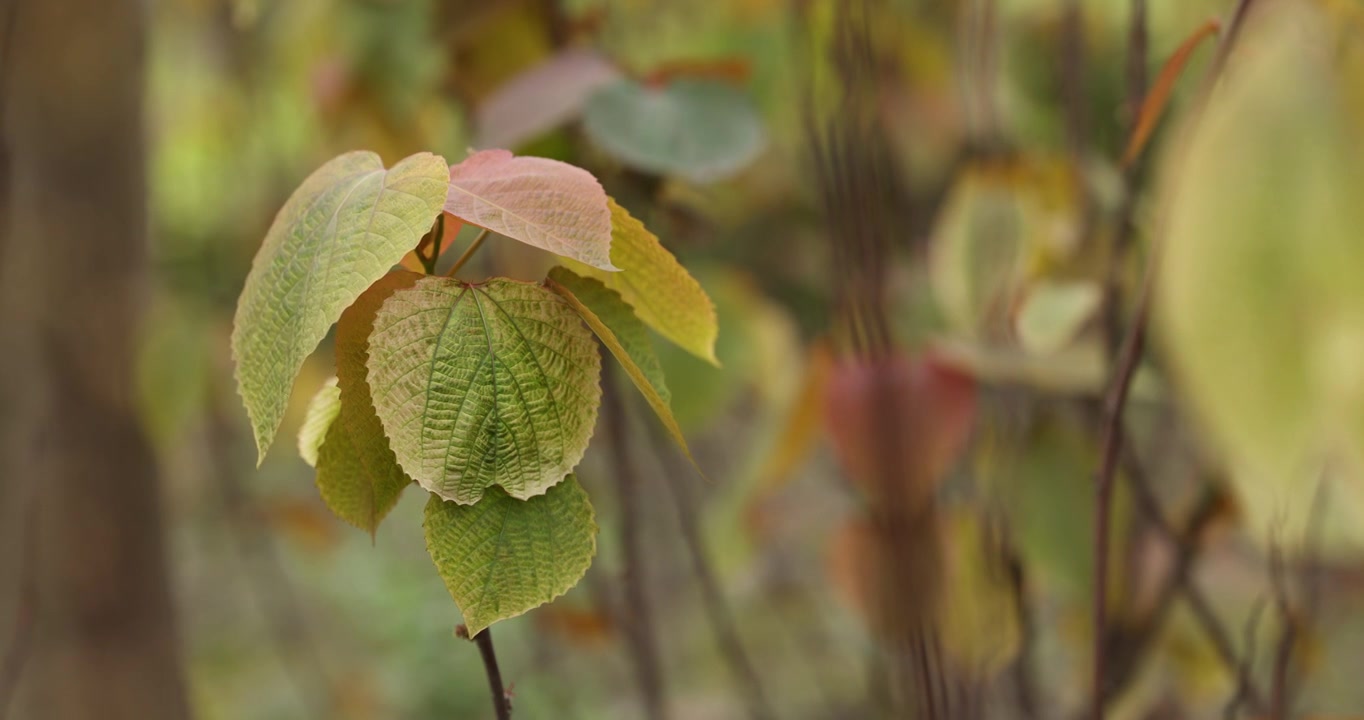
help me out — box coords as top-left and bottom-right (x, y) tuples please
(928, 166), (1027, 340)
(1014, 280), (1101, 356)
(315, 271), (420, 535)
(232, 151), (449, 462)
(424, 475), (597, 635)
(444, 149), (617, 271)
(1156, 6), (1364, 553)
(564, 198), (718, 364)
(583, 78), (765, 183)
(298, 377), (340, 467)
(546, 267), (698, 469)
(367, 277), (602, 504)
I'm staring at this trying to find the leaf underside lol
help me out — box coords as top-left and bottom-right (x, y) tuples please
(233, 150), (449, 462)
(424, 475), (597, 635)
(298, 377), (341, 467)
(366, 276), (602, 505)
(445, 149), (617, 271)
(315, 271), (421, 535)
(564, 198), (718, 364)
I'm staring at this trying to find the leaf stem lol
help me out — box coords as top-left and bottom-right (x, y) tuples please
(472, 627), (512, 720)
(420, 214), (445, 275)
(446, 227), (491, 278)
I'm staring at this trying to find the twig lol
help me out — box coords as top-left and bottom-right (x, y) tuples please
(460, 625), (512, 720)
(1100, 482), (1222, 703)
(1117, 449), (1267, 712)
(602, 365), (669, 720)
(644, 420), (777, 720)
(1267, 547), (1296, 720)
(1224, 597), (1265, 720)
(1004, 543), (1041, 720)
(445, 228), (491, 278)
(1091, 0), (1262, 715)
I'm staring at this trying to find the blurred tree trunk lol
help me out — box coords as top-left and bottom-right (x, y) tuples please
(0, 1), (192, 718)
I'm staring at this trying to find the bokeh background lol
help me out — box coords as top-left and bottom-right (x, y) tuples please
(5, 0), (1364, 718)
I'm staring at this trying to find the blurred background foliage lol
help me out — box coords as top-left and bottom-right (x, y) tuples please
(138, 0), (1364, 717)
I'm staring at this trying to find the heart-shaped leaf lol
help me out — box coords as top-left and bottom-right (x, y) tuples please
(425, 475), (597, 635)
(583, 78), (765, 183)
(366, 276), (602, 504)
(315, 271), (420, 535)
(444, 149), (617, 271)
(563, 198), (718, 364)
(233, 151), (449, 461)
(546, 267), (697, 469)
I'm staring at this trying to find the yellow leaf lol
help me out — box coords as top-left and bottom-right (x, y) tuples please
(546, 267), (700, 474)
(565, 198), (719, 365)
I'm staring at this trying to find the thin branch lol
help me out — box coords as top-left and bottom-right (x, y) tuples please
(1267, 547), (1297, 720)
(644, 420), (777, 720)
(1117, 449), (1266, 711)
(1223, 598), (1265, 720)
(460, 625), (512, 720)
(1004, 543), (1041, 720)
(1091, 0), (1262, 714)
(445, 228), (491, 278)
(602, 364), (669, 720)
(1090, 260), (1151, 720)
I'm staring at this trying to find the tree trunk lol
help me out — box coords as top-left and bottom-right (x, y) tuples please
(0, 0), (192, 718)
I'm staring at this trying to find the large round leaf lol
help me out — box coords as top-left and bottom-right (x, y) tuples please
(1156, 7), (1364, 552)
(232, 151), (448, 461)
(366, 276), (602, 504)
(583, 78), (765, 183)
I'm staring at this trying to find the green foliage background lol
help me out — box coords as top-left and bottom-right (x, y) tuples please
(143, 0), (1364, 718)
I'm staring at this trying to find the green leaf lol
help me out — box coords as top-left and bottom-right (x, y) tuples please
(1014, 280), (1101, 356)
(928, 165), (1028, 340)
(545, 267), (698, 469)
(232, 151), (449, 462)
(315, 271), (421, 535)
(564, 198), (718, 364)
(366, 277), (602, 504)
(444, 149), (617, 271)
(298, 377), (340, 467)
(424, 475), (597, 635)
(583, 78), (765, 183)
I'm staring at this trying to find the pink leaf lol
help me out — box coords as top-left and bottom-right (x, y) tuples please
(445, 149), (617, 271)
(475, 50), (622, 150)
(824, 352), (977, 507)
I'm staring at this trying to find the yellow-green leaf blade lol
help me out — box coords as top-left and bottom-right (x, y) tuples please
(424, 475), (597, 635)
(565, 198), (718, 364)
(232, 151), (449, 462)
(297, 377), (340, 467)
(367, 277), (602, 504)
(315, 271), (421, 535)
(547, 267), (697, 469)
